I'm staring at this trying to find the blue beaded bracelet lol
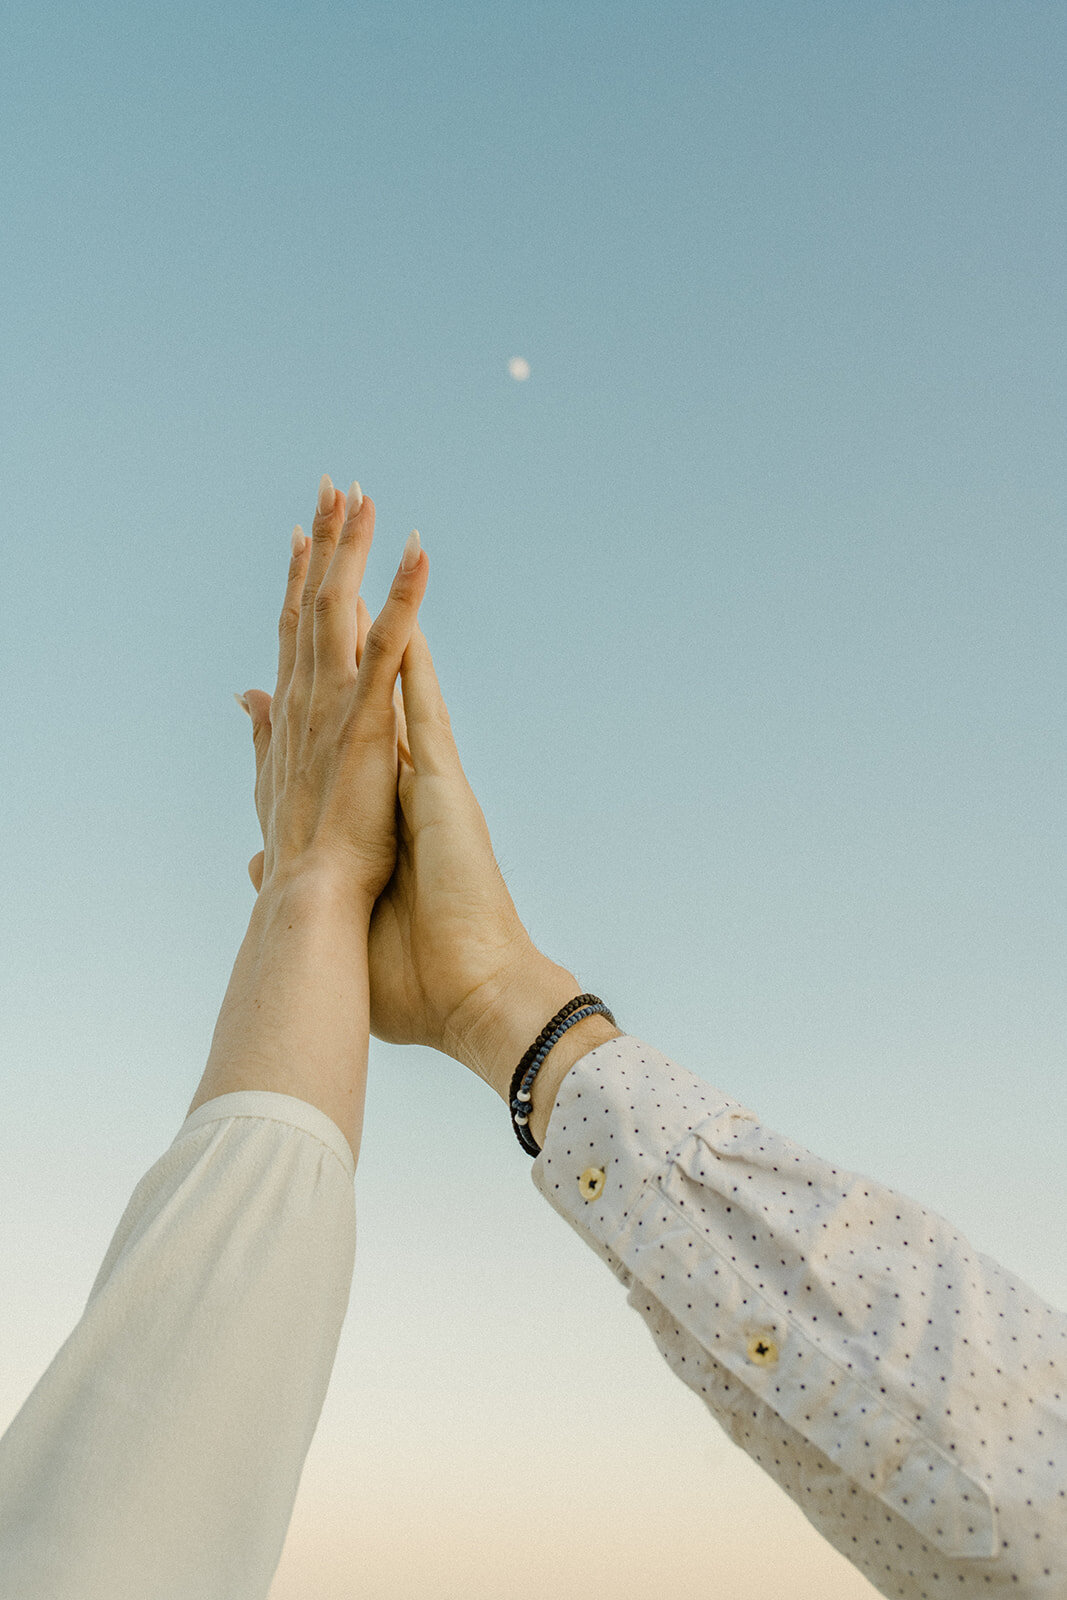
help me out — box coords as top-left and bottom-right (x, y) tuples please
(508, 994), (617, 1157)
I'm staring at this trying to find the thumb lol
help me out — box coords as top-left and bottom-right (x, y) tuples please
(240, 689), (273, 744)
(248, 850), (265, 892)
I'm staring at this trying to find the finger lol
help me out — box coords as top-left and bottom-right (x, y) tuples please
(293, 473), (346, 701)
(355, 593), (372, 670)
(357, 591), (410, 760)
(397, 620), (461, 779)
(248, 850), (265, 892)
(242, 689), (274, 760)
(275, 525), (312, 703)
(361, 601), (415, 768)
(311, 482), (375, 702)
(346, 532), (428, 733)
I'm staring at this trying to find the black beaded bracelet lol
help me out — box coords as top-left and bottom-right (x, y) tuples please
(508, 993), (617, 1157)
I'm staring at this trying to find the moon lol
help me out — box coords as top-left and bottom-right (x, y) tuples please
(508, 356), (531, 381)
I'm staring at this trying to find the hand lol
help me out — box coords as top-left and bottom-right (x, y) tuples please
(241, 473), (428, 913)
(363, 617), (543, 1092)
(246, 601), (539, 1096)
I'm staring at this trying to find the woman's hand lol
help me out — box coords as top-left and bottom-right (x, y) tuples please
(241, 473), (428, 915)
(247, 598), (543, 1101)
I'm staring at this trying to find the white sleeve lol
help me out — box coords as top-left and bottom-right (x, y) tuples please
(0, 1091), (357, 1600)
(531, 1034), (1067, 1599)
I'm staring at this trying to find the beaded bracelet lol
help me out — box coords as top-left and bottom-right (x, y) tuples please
(508, 993), (617, 1157)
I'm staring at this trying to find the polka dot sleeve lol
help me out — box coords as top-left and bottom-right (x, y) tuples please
(530, 1035), (1067, 1598)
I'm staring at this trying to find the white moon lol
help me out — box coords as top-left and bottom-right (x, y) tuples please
(508, 356), (531, 381)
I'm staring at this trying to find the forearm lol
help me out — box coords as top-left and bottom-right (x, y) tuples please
(187, 868), (372, 1166)
(460, 954), (623, 1150)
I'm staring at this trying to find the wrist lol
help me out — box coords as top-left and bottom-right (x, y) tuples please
(257, 860), (374, 931)
(456, 952), (622, 1148)
(522, 1007), (622, 1150)
(188, 865), (372, 1165)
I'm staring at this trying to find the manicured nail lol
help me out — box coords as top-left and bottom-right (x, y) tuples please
(291, 524), (305, 558)
(400, 529), (422, 573)
(234, 693), (251, 717)
(317, 473), (334, 515)
(346, 480), (363, 517)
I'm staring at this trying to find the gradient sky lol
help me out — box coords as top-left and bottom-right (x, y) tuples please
(1, 4), (1064, 1596)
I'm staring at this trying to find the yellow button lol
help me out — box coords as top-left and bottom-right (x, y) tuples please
(746, 1333), (779, 1367)
(579, 1166), (606, 1201)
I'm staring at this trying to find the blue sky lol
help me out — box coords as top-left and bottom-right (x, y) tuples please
(1, 4), (1064, 1595)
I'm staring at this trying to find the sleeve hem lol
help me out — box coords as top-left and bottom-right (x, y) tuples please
(173, 1090), (356, 1180)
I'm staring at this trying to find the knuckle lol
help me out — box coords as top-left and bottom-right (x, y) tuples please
(360, 620), (388, 657)
(313, 583), (339, 617)
(363, 618), (401, 661)
(278, 601), (301, 637)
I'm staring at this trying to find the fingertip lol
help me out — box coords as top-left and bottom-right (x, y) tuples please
(399, 529), (422, 576)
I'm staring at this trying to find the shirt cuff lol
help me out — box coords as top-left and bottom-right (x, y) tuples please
(175, 1090), (356, 1182)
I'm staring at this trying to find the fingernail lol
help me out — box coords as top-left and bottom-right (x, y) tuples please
(400, 528), (422, 573)
(234, 693), (251, 717)
(317, 473), (334, 515)
(346, 480), (363, 518)
(291, 524), (305, 558)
